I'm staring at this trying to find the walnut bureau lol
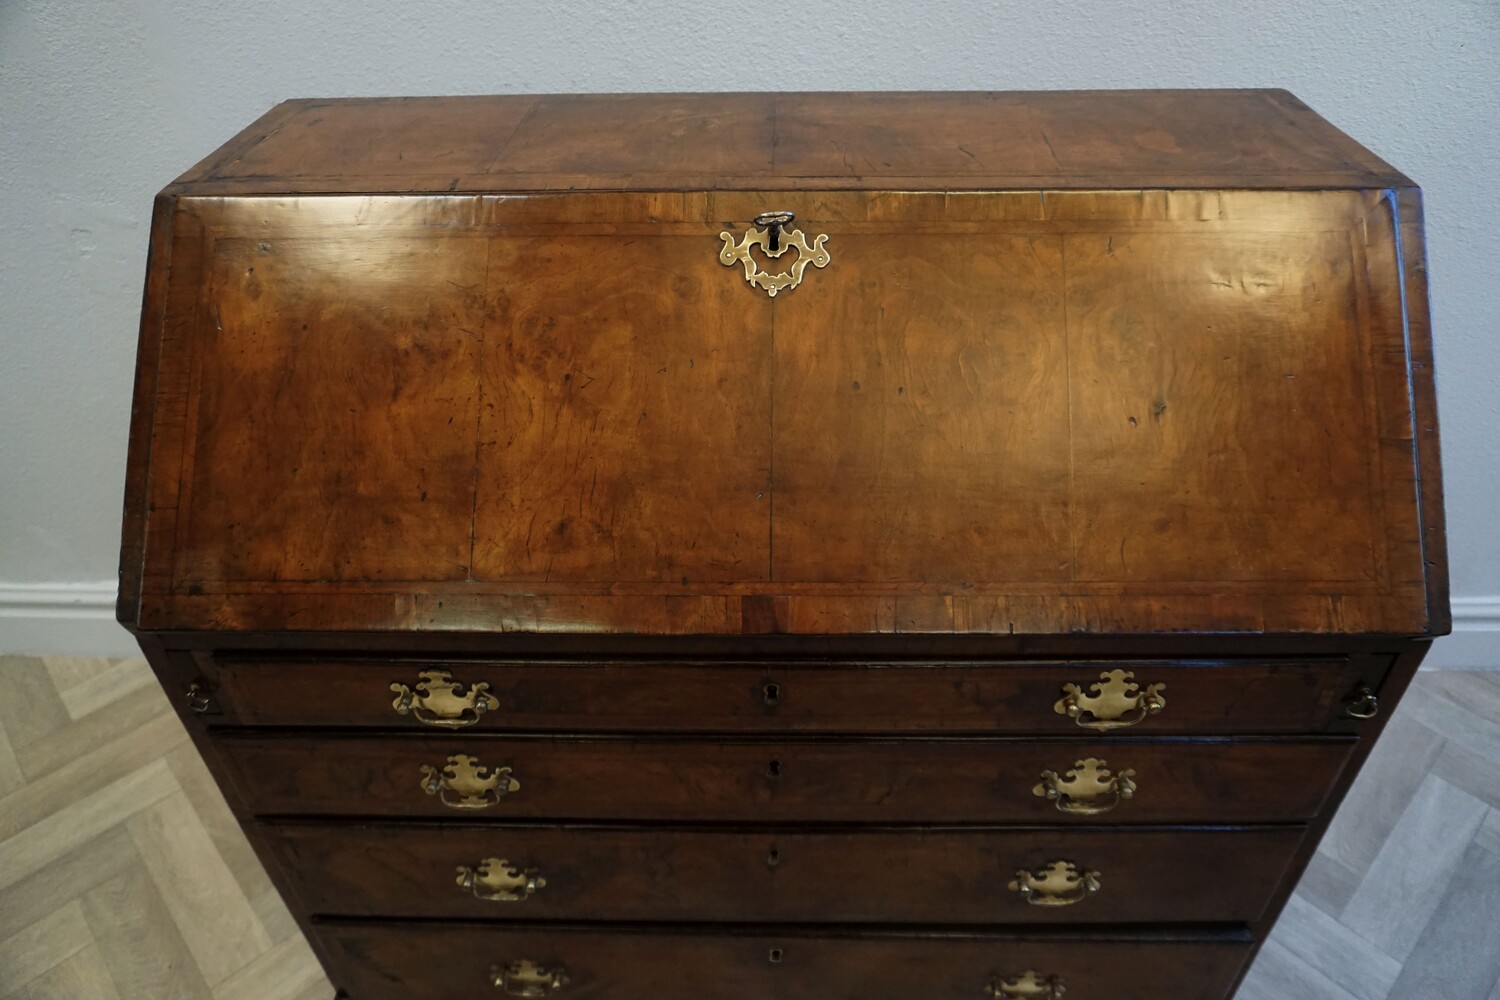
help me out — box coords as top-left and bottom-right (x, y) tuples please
(118, 91), (1448, 1000)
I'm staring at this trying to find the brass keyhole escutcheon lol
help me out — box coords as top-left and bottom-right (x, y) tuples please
(767, 947), (785, 964)
(762, 681), (782, 706)
(766, 846), (781, 867)
(719, 210), (831, 297)
(766, 759), (782, 778)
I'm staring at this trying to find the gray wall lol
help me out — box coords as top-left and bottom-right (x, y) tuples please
(2, 0), (1496, 657)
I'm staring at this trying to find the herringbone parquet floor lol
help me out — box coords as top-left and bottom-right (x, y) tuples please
(0, 655), (1496, 999)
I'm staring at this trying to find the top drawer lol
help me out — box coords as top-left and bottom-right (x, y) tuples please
(205, 656), (1377, 735)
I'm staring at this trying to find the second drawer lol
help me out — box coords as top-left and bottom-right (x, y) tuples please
(264, 822), (1303, 925)
(218, 734), (1352, 825)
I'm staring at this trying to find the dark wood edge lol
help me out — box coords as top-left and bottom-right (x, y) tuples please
(1394, 187), (1452, 634)
(139, 628), (1417, 659)
(310, 916), (1257, 942)
(1224, 638), (1430, 996)
(166, 173), (1412, 197)
(116, 195), (176, 628)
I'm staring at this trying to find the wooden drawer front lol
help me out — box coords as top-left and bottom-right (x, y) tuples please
(220, 734), (1352, 825)
(212, 656), (1370, 734)
(322, 922), (1253, 1000)
(267, 823), (1300, 925)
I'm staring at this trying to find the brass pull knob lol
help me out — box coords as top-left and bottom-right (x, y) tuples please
(1345, 685), (1380, 719)
(391, 669), (497, 728)
(986, 971), (1067, 999)
(1054, 669), (1165, 730)
(1008, 860), (1101, 907)
(491, 960), (568, 996)
(420, 754), (520, 810)
(719, 212), (831, 297)
(1034, 757), (1136, 815)
(458, 858), (546, 902)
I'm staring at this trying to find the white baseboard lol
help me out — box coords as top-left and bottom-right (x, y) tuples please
(0, 581), (1496, 667)
(0, 582), (136, 657)
(1422, 597), (1500, 669)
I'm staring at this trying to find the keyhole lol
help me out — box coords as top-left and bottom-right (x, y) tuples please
(768, 947), (784, 964)
(762, 682), (782, 706)
(767, 846), (781, 867)
(766, 759), (782, 778)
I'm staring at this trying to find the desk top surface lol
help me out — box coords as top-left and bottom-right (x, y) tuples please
(169, 90), (1409, 196)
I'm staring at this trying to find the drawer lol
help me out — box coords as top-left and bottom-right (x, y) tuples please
(218, 733), (1353, 825)
(322, 922), (1253, 1000)
(209, 656), (1375, 734)
(266, 822), (1301, 925)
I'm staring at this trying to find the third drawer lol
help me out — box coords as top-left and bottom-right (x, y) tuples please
(217, 733), (1353, 825)
(264, 822), (1304, 925)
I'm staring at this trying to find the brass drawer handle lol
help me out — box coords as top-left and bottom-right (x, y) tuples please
(1054, 668), (1165, 730)
(719, 210), (831, 297)
(391, 669), (498, 728)
(1034, 757), (1136, 815)
(457, 858), (546, 902)
(1008, 860), (1101, 907)
(491, 960), (568, 996)
(420, 754), (520, 810)
(184, 681), (214, 714)
(1344, 684), (1380, 719)
(986, 971), (1067, 999)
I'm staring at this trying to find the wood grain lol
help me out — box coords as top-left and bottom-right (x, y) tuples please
(120, 181), (1438, 635)
(216, 733), (1353, 825)
(473, 232), (772, 584)
(772, 232), (1070, 583)
(267, 822), (1302, 924)
(163, 90), (1406, 195)
(207, 656), (1373, 734)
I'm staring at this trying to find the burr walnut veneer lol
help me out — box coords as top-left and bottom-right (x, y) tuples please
(119, 91), (1448, 1000)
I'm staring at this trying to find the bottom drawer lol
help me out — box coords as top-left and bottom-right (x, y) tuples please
(320, 922), (1254, 1000)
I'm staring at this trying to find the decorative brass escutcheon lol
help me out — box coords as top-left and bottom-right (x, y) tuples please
(1033, 757), (1136, 815)
(1008, 860), (1101, 907)
(391, 669), (498, 728)
(1054, 668), (1166, 730)
(986, 970), (1068, 999)
(491, 959), (568, 996)
(420, 754), (520, 810)
(457, 857), (546, 902)
(719, 210), (831, 297)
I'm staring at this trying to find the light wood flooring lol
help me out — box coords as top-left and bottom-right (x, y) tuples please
(0, 656), (1497, 999)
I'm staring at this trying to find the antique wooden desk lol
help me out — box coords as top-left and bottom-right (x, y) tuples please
(119, 90), (1447, 999)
